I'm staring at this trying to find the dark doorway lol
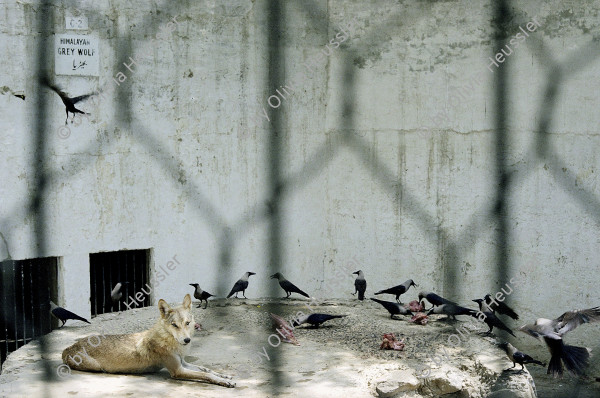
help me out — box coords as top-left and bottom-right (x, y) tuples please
(0, 257), (58, 367)
(89, 249), (151, 317)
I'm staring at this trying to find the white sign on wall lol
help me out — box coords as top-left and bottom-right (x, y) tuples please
(55, 34), (99, 76)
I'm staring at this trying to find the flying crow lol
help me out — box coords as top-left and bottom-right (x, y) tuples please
(519, 306), (600, 377)
(42, 77), (97, 124)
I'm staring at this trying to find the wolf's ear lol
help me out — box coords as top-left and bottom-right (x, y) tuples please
(183, 294), (192, 309)
(158, 299), (172, 319)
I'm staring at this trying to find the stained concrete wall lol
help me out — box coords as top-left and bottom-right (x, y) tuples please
(1, 0), (599, 350)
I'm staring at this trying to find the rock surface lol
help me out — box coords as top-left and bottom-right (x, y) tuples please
(1, 299), (536, 397)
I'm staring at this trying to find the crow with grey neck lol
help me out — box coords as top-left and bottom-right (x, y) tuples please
(41, 77), (97, 124)
(270, 273), (310, 298)
(227, 272), (256, 298)
(189, 283), (214, 309)
(519, 306), (600, 378)
(427, 303), (477, 320)
(371, 298), (413, 319)
(499, 342), (544, 371)
(375, 279), (417, 303)
(110, 282), (128, 303)
(50, 301), (91, 327)
(352, 270), (367, 300)
(473, 299), (516, 337)
(482, 294), (519, 320)
(418, 291), (458, 309)
(292, 313), (347, 328)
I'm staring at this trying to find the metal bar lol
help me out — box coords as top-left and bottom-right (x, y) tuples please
(266, 0), (285, 395)
(132, 250), (136, 307)
(92, 255), (97, 316)
(31, 0), (53, 389)
(110, 252), (114, 313)
(28, 260), (34, 343)
(493, 0), (511, 298)
(19, 262), (25, 356)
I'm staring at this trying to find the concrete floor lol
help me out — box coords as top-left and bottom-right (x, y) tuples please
(1, 299), (538, 397)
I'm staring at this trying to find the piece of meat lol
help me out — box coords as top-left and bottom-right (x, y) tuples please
(270, 313), (300, 345)
(406, 300), (424, 312)
(380, 333), (405, 351)
(409, 312), (429, 325)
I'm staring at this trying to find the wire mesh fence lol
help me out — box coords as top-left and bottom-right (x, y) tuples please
(0, 0), (599, 396)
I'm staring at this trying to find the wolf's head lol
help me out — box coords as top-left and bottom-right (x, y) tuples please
(158, 294), (195, 346)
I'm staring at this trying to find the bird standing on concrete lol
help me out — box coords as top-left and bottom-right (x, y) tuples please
(375, 279), (417, 303)
(50, 301), (91, 328)
(427, 303), (477, 320)
(483, 294), (519, 320)
(227, 272), (256, 299)
(189, 283), (214, 309)
(371, 298), (413, 319)
(292, 313), (347, 328)
(352, 270), (367, 300)
(110, 282), (128, 303)
(418, 291), (458, 309)
(473, 299), (516, 337)
(519, 306), (600, 377)
(270, 273), (310, 298)
(499, 342), (545, 371)
(41, 77), (97, 124)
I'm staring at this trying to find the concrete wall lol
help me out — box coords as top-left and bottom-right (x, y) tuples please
(1, 0), (599, 347)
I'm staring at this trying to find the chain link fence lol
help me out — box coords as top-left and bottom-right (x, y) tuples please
(1, 0), (599, 396)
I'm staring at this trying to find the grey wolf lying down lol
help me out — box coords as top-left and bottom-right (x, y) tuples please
(62, 294), (235, 388)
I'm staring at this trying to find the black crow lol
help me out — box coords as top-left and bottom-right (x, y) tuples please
(292, 313), (347, 328)
(499, 342), (545, 371)
(352, 270), (367, 300)
(371, 298), (413, 319)
(427, 303), (477, 320)
(519, 306), (600, 377)
(375, 279), (417, 303)
(473, 299), (516, 337)
(483, 293), (519, 320)
(418, 291), (458, 309)
(270, 272), (310, 298)
(50, 301), (91, 327)
(227, 272), (255, 298)
(189, 283), (214, 309)
(42, 77), (97, 124)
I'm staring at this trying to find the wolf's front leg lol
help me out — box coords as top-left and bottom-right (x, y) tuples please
(166, 355), (235, 388)
(182, 359), (233, 380)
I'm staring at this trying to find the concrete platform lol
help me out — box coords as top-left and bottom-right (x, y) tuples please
(0, 299), (536, 397)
